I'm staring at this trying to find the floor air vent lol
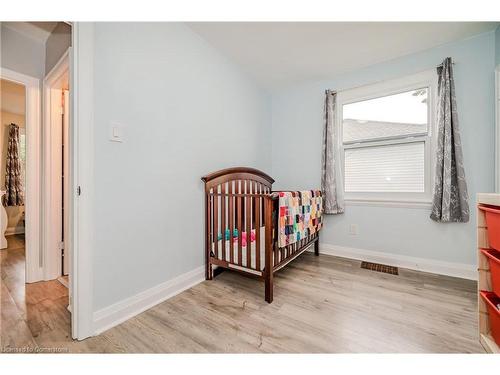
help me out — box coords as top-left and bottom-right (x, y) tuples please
(361, 261), (399, 275)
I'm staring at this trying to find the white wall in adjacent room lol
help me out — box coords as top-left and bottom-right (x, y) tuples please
(0, 24), (46, 79)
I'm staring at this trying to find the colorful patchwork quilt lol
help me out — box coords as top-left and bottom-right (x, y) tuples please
(277, 190), (323, 248)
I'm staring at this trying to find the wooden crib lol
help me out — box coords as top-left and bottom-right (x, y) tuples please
(201, 167), (319, 303)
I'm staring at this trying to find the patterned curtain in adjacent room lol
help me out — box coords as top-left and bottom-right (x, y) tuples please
(430, 57), (469, 223)
(321, 90), (344, 214)
(3, 123), (24, 207)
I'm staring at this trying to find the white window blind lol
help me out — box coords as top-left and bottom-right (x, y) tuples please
(344, 141), (425, 193)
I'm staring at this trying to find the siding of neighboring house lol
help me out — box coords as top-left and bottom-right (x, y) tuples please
(343, 119), (427, 143)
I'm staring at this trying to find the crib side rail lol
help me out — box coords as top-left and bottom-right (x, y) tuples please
(204, 179), (274, 278)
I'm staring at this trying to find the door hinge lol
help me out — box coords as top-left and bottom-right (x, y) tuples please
(77, 186), (81, 196)
(59, 241), (65, 251)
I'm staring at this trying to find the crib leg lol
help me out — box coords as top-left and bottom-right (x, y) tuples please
(265, 271), (273, 303)
(206, 260), (213, 280)
(264, 196), (274, 303)
(314, 239), (319, 256)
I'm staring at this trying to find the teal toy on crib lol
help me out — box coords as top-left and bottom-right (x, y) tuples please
(218, 229), (239, 241)
(217, 229), (256, 246)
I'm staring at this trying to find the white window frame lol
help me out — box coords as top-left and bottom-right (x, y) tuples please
(337, 70), (438, 208)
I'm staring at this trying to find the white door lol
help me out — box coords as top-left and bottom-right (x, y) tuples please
(63, 89), (70, 275)
(49, 88), (64, 278)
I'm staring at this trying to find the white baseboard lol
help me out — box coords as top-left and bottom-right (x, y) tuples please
(93, 266), (205, 335)
(5, 226), (25, 236)
(57, 276), (69, 288)
(314, 243), (476, 280)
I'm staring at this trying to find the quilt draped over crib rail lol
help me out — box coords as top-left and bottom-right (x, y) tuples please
(277, 190), (323, 248)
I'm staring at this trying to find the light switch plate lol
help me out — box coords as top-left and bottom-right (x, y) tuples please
(109, 123), (124, 142)
(349, 224), (358, 235)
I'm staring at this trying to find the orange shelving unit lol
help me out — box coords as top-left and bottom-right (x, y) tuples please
(477, 193), (500, 353)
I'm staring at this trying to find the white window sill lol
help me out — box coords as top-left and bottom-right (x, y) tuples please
(345, 198), (432, 209)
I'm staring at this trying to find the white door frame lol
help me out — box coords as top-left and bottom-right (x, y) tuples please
(43, 24), (95, 340)
(63, 88), (70, 276)
(495, 65), (500, 193)
(2, 24), (95, 340)
(70, 22), (95, 340)
(43, 50), (70, 281)
(0, 67), (42, 283)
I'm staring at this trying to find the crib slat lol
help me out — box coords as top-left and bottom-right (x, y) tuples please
(229, 181), (234, 264)
(237, 185), (242, 266)
(260, 183), (265, 225)
(246, 181), (252, 269)
(252, 182), (256, 210)
(240, 181), (245, 225)
(213, 185), (219, 259)
(255, 193), (260, 270)
(207, 193), (212, 259)
(275, 242), (279, 266)
(221, 183), (226, 261)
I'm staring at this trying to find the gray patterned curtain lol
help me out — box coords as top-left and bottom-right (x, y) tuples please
(430, 57), (469, 223)
(321, 90), (344, 214)
(3, 123), (24, 207)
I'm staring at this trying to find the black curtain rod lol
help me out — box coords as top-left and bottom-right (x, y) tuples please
(326, 59), (455, 94)
(437, 59), (455, 68)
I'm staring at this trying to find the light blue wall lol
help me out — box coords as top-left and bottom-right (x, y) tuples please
(90, 25), (496, 311)
(92, 23), (271, 310)
(271, 31), (496, 266)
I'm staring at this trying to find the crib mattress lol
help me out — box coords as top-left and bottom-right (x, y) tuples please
(212, 226), (267, 271)
(211, 228), (315, 272)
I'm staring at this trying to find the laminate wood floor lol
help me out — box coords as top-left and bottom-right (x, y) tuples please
(1, 238), (484, 353)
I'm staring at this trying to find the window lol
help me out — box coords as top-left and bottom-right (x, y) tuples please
(337, 71), (436, 206)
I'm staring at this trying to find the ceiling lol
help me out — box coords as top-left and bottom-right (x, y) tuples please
(1, 79), (26, 115)
(2, 22), (59, 42)
(187, 22), (499, 90)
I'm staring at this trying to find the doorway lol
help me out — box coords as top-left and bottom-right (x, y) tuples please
(0, 68), (42, 284)
(1, 55), (74, 347)
(1, 21), (92, 344)
(43, 50), (72, 296)
(0, 69), (68, 346)
(1, 79), (28, 286)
